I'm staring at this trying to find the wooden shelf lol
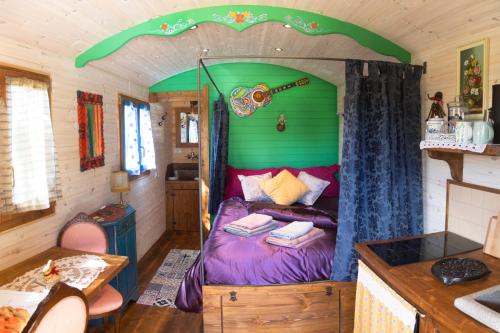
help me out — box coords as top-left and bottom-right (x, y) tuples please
(424, 144), (500, 182)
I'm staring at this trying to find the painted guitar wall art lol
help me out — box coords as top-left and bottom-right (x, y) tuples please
(230, 78), (310, 117)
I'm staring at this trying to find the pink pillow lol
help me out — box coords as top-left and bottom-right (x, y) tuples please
(284, 164), (340, 197)
(224, 166), (282, 199)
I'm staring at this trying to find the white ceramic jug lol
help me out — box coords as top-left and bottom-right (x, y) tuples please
(473, 121), (494, 144)
(455, 121), (473, 143)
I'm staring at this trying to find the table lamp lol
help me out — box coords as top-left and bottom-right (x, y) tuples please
(111, 171), (130, 207)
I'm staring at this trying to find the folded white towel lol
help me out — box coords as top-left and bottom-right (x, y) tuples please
(230, 213), (273, 230)
(269, 221), (314, 240)
(224, 221), (278, 237)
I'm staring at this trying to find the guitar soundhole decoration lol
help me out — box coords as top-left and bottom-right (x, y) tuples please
(230, 78), (310, 117)
(253, 91), (264, 103)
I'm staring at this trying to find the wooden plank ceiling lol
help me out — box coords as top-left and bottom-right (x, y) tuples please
(1, 0), (500, 87)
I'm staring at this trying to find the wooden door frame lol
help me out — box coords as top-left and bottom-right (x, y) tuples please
(149, 85), (210, 235)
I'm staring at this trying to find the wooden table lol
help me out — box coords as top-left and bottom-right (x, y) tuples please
(356, 233), (500, 333)
(0, 247), (129, 300)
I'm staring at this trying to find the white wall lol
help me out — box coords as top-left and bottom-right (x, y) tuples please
(413, 27), (500, 233)
(0, 36), (167, 269)
(448, 182), (500, 244)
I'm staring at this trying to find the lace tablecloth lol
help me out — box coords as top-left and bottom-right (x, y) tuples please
(420, 140), (487, 153)
(0, 255), (107, 293)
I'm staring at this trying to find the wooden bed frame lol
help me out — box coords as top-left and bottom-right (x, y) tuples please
(194, 61), (355, 332)
(203, 281), (355, 332)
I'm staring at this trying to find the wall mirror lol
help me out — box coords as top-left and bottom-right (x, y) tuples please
(175, 103), (199, 147)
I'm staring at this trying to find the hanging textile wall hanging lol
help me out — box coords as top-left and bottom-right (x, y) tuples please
(208, 94), (229, 215)
(77, 90), (105, 171)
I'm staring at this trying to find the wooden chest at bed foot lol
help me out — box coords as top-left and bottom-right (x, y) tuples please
(202, 281), (355, 333)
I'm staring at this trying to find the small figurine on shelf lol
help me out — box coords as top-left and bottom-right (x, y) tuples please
(42, 259), (60, 284)
(426, 92), (446, 121)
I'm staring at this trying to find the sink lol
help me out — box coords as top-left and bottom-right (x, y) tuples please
(175, 169), (198, 180)
(454, 284), (499, 331)
(166, 163), (198, 181)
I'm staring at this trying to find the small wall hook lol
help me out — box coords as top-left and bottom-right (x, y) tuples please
(158, 114), (167, 127)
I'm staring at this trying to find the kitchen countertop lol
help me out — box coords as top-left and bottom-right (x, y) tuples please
(356, 232), (500, 333)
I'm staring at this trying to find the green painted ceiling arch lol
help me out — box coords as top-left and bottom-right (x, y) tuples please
(75, 5), (411, 68)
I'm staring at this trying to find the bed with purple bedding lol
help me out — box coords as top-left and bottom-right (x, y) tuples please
(175, 197), (338, 312)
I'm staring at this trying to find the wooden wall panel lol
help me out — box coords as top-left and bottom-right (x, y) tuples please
(413, 27), (500, 234)
(1, 1), (499, 88)
(0, 35), (167, 269)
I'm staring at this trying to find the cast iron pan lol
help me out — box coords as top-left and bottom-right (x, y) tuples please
(431, 257), (491, 286)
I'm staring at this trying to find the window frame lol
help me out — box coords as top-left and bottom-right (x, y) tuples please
(0, 64), (56, 232)
(118, 94), (152, 180)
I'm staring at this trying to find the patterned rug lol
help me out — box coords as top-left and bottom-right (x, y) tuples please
(137, 249), (199, 308)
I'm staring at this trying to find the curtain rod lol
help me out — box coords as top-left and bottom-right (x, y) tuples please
(200, 59), (223, 96)
(201, 55), (349, 61)
(198, 55), (426, 95)
(200, 55), (426, 71)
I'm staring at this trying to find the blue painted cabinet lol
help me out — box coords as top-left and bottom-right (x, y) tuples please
(93, 205), (139, 309)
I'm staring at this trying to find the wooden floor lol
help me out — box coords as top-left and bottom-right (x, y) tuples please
(92, 230), (203, 333)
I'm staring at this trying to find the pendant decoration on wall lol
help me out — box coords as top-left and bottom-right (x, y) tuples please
(230, 78), (310, 117)
(77, 90), (105, 171)
(276, 113), (286, 132)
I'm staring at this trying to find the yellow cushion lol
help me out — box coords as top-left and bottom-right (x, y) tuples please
(260, 170), (310, 206)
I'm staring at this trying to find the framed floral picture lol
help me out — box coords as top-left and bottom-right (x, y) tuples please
(457, 39), (489, 116)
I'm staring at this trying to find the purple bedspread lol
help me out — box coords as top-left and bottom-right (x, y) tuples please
(175, 198), (337, 312)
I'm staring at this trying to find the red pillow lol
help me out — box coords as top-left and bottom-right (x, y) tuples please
(284, 164), (340, 197)
(224, 166), (282, 199)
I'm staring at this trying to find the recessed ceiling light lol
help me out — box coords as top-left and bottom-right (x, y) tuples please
(283, 24), (292, 29)
(202, 48), (209, 53)
(274, 47), (284, 52)
(190, 25), (198, 30)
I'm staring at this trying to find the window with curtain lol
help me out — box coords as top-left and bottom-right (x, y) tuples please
(0, 65), (60, 231)
(119, 94), (156, 177)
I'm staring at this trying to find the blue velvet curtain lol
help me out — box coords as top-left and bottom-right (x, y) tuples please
(209, 94), (230, 215)
(332, 60), (424, 281)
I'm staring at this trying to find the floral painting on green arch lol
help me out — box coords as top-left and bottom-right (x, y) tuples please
(457, 39), (489, 115)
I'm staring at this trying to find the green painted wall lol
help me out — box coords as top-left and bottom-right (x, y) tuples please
(151, 63), (339, 169)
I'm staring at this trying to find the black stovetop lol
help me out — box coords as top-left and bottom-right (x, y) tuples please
(368, 232), (483, 267)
